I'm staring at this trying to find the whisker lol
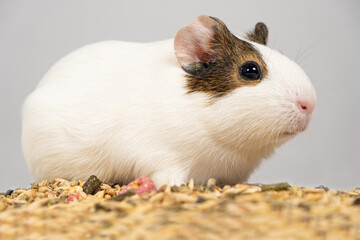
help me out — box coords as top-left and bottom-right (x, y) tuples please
(314, 78), (327, 89)
(316, 93), (339, 98)
(294, 42), (303, 62)
(271, 32), (279, 49)
(296, 40), (320, 64)
(298, 51), (316, 65)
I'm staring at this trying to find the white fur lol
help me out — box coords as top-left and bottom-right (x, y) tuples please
(22, 38), (316, 187)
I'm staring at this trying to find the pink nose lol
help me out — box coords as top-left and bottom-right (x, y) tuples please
(297, 98), (316, 115)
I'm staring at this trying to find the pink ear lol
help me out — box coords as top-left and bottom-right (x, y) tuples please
(174, 15), (219, 75)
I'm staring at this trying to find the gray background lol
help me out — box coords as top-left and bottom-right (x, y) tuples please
(1, 0), (359, 192)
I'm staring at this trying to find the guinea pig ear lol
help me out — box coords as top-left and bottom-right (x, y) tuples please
(246, 22), (268, 45)
(174, 15), (230, 76)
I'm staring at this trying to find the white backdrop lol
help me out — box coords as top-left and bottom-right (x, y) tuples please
(0, 0), (359, 191)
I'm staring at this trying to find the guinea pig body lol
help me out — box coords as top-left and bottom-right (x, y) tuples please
(22, 15), (316, 187)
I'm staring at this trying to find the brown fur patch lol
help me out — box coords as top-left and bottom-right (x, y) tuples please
(185, 18), (268, 98)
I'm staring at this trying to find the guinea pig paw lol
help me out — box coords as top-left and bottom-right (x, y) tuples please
(117, 176), (157, 195)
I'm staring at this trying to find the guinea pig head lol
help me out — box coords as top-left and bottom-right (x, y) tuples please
(174, 15), (317, 152)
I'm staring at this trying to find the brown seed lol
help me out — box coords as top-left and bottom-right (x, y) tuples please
(94, 203), (111, 212)
(5, 189), (13, 197)
(261, 182), (291, 192)
(82, 175), (102, 195)
(30, 182), (39, 190)
(352, 197), (360, 206)
(315, 185), (329, 191)
(171, 185), (180, 192)
(157, 185), (167, 192)
(196, 196), (207, 203)
(107, 189), (136, 202)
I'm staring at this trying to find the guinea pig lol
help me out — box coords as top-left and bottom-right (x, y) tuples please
(22, 15), (316, 187)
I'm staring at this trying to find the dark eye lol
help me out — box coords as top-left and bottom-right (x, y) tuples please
(239, 61), (261, 81)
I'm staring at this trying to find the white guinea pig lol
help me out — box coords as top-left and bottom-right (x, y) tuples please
(22, 15), (316, 187)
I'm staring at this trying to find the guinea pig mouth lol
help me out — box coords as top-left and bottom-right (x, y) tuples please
(281, 114), (311, 137)
(282, 125), (307, 136)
